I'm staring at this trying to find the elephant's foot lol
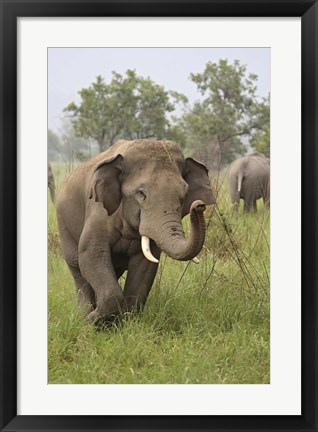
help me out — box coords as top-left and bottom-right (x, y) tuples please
(125, 297), (145, 314)
(77, 289), (95, 315)
(87, 294), (128, 327)
(87, 310), (122, 329)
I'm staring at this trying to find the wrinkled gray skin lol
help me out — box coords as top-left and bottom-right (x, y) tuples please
(57, 140), (215, 324)
(48, 163), (56, 205)
(228, 152), (270, 213)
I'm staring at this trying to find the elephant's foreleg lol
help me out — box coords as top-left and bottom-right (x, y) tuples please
(79, 249), (127, 324)
(78, 230), (127, 326)
(58, 222), (94, 314)
(123, 249), (160, 312)
(264, 197), (270, 210)
(244, 200), (257, 212)
(229, 180), (240, 215)
(68, 264), (95, 314)
(253, 200), (257, 212)
(263, 190), (270, 210)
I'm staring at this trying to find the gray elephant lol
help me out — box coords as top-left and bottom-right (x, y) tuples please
(228, 152), (270, 213)
(48, 162), (56, 204)
(56, 140), (215, 325)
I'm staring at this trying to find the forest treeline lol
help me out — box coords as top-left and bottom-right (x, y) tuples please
(48, 59), (270, 169)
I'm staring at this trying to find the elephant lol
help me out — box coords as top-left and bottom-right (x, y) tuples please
(228, 152), (270, 213)
(48, 162), (56, 204)
(56, 139), (215, 325)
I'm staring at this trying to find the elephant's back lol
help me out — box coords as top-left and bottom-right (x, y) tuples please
(242, 157), (269, 197)
(245, 156), (270, 179)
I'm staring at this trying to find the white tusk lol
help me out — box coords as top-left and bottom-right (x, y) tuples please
(192, 257), (200, 264)
(141, 236), (159, 263)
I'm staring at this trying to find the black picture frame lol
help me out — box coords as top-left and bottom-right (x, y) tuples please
(0, 1), (317, 431)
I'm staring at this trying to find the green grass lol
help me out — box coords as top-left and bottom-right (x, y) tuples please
(48, 164), (270, 384)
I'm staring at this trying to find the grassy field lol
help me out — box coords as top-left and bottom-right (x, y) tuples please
(48, 163), (270, 384)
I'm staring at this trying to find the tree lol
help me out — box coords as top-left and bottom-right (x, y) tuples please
(133, 77), (175, 139)
(48, 129), (64, 161)
(249, 94), (270, 157)
(176, 59), (270, 167)
(64, 72), (137, 152)
(64, 71), (179, 152)
(58, 118), (98, 162)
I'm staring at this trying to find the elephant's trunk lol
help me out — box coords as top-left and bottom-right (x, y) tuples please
(140, 200), (206, 262)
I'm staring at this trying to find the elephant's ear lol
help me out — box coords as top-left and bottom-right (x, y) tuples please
(89, 154), (124, 215)
(182, 157), (216, 217)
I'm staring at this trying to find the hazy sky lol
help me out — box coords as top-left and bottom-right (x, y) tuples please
(48, 47), (270, 133)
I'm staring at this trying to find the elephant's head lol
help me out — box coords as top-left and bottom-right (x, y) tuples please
(89, 140), (215, 263)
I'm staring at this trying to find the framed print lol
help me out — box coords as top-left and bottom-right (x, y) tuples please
(0, 0), (317, 431)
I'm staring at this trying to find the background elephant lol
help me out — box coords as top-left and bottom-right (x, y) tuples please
(228, 152), (270, 213)
(48, 162), (56, 204)
(56, 139), (215, 324)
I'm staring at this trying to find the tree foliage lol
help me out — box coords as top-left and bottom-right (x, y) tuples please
(249, 95), (270, 157)
(176, 60), (270, 167)
(48, 129), (63, 161)
(64, 71), (178, 152)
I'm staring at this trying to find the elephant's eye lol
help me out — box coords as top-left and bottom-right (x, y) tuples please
(136, 189), (146, 201)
